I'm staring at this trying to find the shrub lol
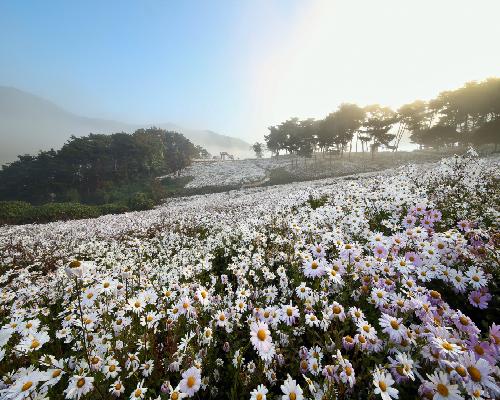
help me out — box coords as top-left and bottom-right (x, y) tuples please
(128, 192), (155, 211)
(98, 203), (130, 215)
(27, 202), (101, 223)
(0, 201), (33, 224)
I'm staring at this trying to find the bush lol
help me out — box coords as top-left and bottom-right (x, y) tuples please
(98, 203), (130, 215)
(127, 192), (155, 211)
(0, 201), (33, 224)
(0, 201), (132, 225)
(266, 167), (294, 185)
(27, 203), (101, 223)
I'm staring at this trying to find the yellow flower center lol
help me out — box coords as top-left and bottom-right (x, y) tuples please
(257, 329), (267, 341)
(52, 369), (62, 378)
(390, 320), (399, 330)
(30, 339), (40, 349)
(378, 381), (387, 392)
(474, 344), (485, 355)
(187, 376), (196, 388)
(22, 381), (33, 391)
(77, 378), (86, 388)
(442, 341), (453, 351)
(289, 393), (297, 400)
(436, 383), (449, 396)
(467, 366), (482, 382)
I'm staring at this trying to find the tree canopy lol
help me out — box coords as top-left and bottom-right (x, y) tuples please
(264, 77), (500, 156)
(0, 128), (205, 204)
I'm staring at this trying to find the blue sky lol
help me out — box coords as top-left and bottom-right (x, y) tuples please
(1, 1), (499, 143)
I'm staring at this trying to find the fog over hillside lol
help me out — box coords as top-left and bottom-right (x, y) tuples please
(0, 87), (252, 165)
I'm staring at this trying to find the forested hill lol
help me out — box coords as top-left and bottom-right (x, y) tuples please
(0, 128), (207, 205)
(0, 87), (252, 165)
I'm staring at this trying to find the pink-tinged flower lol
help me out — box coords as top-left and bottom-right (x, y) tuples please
(310, 243), (326, 258)
(342, 335), (355, 350)
(391, 234), (406, 248)
(421, 216), (434, 229)
(458, 351), (500, 396)
(411, 203), (427, 215)
(337, 359), (355, 388)
(373, 245), (388, 259)
(281, 303), (299, 325)
(303, 258), (325, 278)
(379, 314), (407, 343)
(354, 334), (369, 350)
(468, 289), (491, 309)
(339, 243), (361, 263)
(428, 209), (442, 222)
(402, 214), (417, 228)
(457, 220), (472, 232)
(489, 323), (500, 346)
(322, 364), (335, 381)
(452, 311), (480, 336)
(465, 337), (497, 365)
(405, 251), (422, 267)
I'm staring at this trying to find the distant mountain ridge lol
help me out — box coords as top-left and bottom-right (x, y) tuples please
(0, 86), (252, 165)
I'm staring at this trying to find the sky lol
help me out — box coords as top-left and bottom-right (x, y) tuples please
(1, 0), (499, 143)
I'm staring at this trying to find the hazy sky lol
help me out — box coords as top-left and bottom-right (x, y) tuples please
(1, 0), (499, 142)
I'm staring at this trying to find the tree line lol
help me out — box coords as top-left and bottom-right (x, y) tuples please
(262, 77), (500, 158)
(0, 128), (206, 205)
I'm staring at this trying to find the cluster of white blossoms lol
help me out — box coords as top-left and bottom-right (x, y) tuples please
(0, 152), (499, 399)
(170, 159), (270, 188)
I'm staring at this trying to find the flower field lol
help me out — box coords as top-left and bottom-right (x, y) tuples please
(0, 150), (499, 399)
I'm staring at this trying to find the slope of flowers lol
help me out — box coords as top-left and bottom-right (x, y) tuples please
(171, 159), (270, 188)
(0, 150), (499, 399)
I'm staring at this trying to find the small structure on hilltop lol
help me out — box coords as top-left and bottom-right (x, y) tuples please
(220, 151), (234, 161)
